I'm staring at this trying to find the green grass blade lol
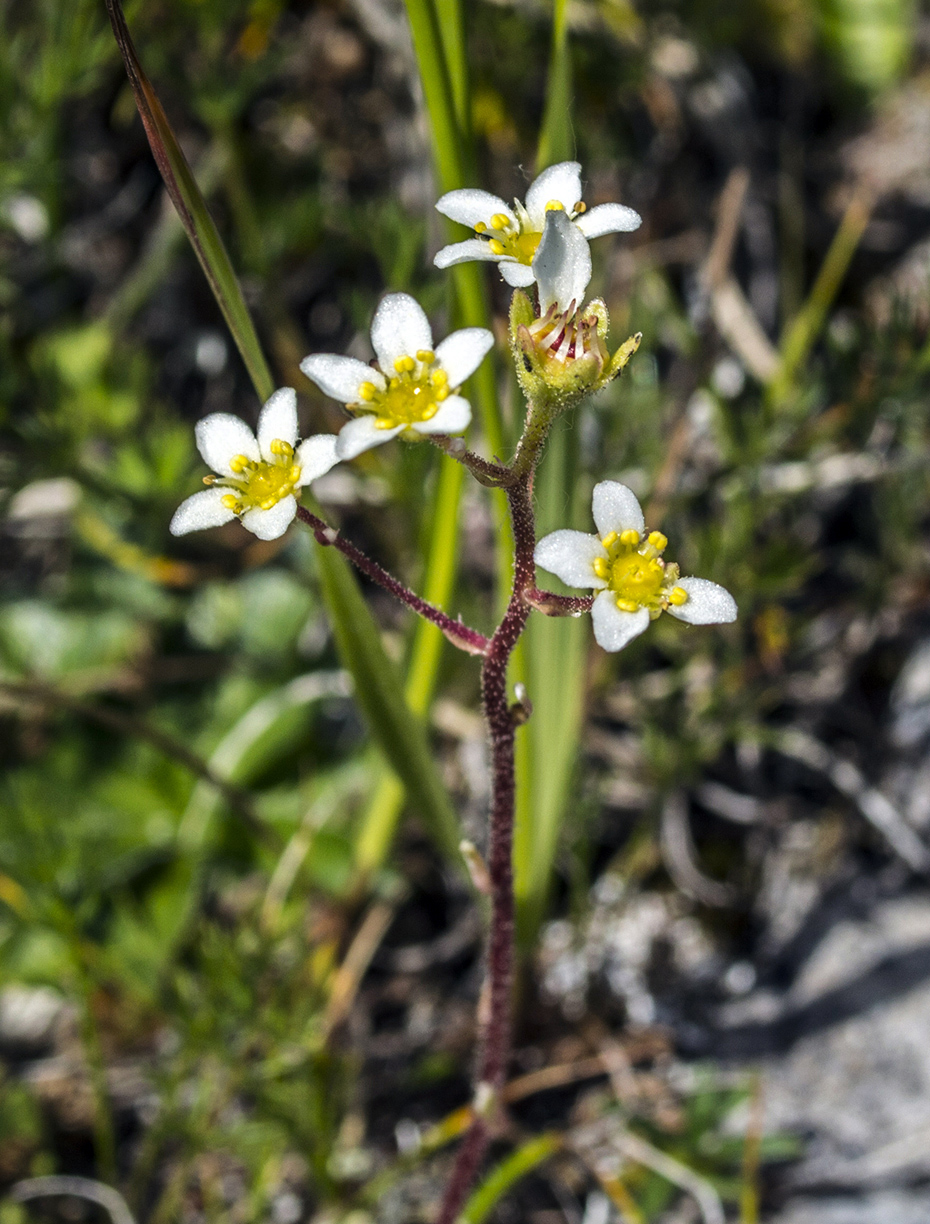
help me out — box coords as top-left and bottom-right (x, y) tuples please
(317, 544), (461, 863)
(104, 0), (274, 402)
(461, 1133), (562, 1223)
(536, 0), (573, 169)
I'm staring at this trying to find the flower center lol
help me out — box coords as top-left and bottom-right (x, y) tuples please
(592, 529), (689, 617)
(357, 351), (450, 430)
(215, 439), (302, 515)
(475, 199), (586, 266)
(525, 301), (606, 366)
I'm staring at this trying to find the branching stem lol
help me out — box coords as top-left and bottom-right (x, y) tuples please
(295, 505), (489, 655)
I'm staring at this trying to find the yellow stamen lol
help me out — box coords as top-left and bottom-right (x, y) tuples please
(601, 531), (618, 549)
(394, 355), (416, 374)
(489, 238), (505, 255)
(574, 201), (586, 214)
(490, 213), (510, 230)
(619, 529), (640, 546)
(229, 454), (250, 474)
(668, 587), (688, 606)
(416, 349), (435, 364)
(430, 369), (448, 386)
(358, 381), (376, 401)
(648, 531), (668, 551)
(545, 199), (565, 211)
(221, 493), (240, 512)
(269, 439), (294, 458)
(593, 557), (609, 579)
(616, 598), (639, 613)
(474, 221), (487, 234)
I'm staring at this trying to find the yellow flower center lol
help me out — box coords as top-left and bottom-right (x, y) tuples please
(592, 529), (688, 617)
(213, 439), (302, 515)
(357, 351), (450, 430)
(475, 199), (584, 266)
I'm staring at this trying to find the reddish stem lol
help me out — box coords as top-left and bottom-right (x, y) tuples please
(295, 505), (489, 656)
(434, 476), (538, 1224)
(524, 588), (595, 617)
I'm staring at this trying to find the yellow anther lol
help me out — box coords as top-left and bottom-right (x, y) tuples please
(619, 529), (640, 546)
(474, 221), (487, 234)
(668, 587), (689, 606)
(601, 531), (618, 549)
(616, 598), (640, 613)
(545, 199), (565, 211)
(421, 403), (438, 420)
(358, 381), (376, 401)
(269, 438), (294, 458)
(394, 355), (416, 374)
(374, 416), (396, 430)
(648, 531), (668, 551)
(289, 465), (302, 482)
(490, 213), (510, 230)
(229, 454), (250, 474)
(593, 557), (609, 579)
(436, 386), (449, 401)
(416, 349), (435, 364)
(488, 238), (505, 255)
(430, 368), (448, 386)
(202, 475), (216, 485)
(574, 201), (586, 214)
(221, 494), (240, 512)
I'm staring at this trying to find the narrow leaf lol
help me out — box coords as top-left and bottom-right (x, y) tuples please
(104, 0), (274, 401)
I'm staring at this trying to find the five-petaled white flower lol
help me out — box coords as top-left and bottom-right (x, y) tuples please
(300, 293), (493, 459)
(534, 481), (737, 652)
(170, 388), (339, 541)
(433, 160), (640, 289)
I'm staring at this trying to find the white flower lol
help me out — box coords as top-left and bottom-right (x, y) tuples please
(300, 292), (493, 460)
(170, 388), (339, 541)
(433, 160), (640, 289)
(534, 481), (737, 652)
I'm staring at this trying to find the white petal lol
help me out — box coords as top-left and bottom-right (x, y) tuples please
(575, 202), (642, 238)
(666, 577), (738, 625)
(434, 239), (505, 269)
(371, 293), (433, 373)
(412, 395), (471, 436)
(525, 161), (583, 228)
(499, 260), (537, 287)
(435, 188), (514, 228)
(591, 592), (650, 652)
(434, 328), (494, 388)
(169, 487), (237, 536)
(534, 530), (607, 589)
(295, 434), (340, 485)
(591, 481), (644, 538)
(195, 413), (260, 478)
(257, 387), (298, 461)
(533, 209), (592, 314)
(240, 495), (297, 541)
(335, 415), (404, 459)
(300, 353), (383, 404)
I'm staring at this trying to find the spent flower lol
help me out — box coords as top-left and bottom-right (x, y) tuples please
(300, 293), (493, 459)
(534, 481), (737, 652)
(170, 388), (339, 541)
(434, 160), (640, 288)
(511, 209), (640, 406)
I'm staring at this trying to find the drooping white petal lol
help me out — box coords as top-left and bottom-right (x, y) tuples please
(525, 161), (583, 228)
(591, 592), (650, 652)
(435, 188), (514, 229)
(300, 353), (383, 404)
(499, 260), (537, 287)
(533, 208), (592, 314)
(575, 202), (642, 238)
(434, 239), (506, 269)
(534, 530), (607, 590)
(434, 328), (494, 388)
(666, 577), (738, 625)
(294, 434), (340, 485)
(169, 487), (238, 536)
(257, 387), (298, 461)
(371, 293), (433, 373)
(591, 481), (645, 538)
(335, 415), (404, 459)
(240, 495), (298, 541)
(412, 395), (471, 436)
(195, 413), (260, 477)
